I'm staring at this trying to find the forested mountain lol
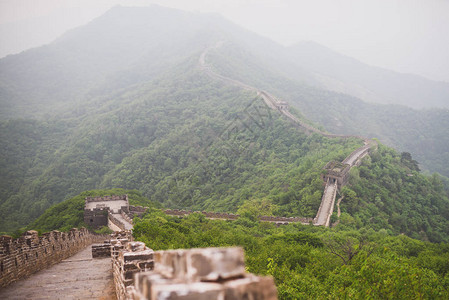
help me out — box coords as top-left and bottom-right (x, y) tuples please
(0, 5), (448, 241)
(207, 43), (449, 176)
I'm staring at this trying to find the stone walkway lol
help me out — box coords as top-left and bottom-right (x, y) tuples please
(0, 245), (116, 300)
(315, 181), (337, 226)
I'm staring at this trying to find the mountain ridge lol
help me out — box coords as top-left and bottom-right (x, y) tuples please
(0, 5), (448, 241)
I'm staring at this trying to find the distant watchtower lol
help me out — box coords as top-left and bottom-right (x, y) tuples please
(83, 195), (129, 228)
(275, 101), (289, 110)
(321, 161), (351, 188)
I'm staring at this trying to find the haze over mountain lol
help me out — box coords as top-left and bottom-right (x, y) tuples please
(2, 0), (449, 84)
(286, 41), (449, 109)
(0, 5), (448, 244)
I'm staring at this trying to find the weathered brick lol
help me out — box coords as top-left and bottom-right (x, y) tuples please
(154, 247), (245, 281)
(0, 228), (107, 288)
(150, 282), (224, 300)
(223, 275), (278, 300)
(122, 250), (154, 262)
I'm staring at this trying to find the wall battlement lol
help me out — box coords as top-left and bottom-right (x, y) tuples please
(84, 195), (142, 230)
(0, 228), (105, 288)
(322, 161), (351, 188)
(85, 195), (128, 203)
(98, 231), (277, 299)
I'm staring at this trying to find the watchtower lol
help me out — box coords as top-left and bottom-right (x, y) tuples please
(275, 101), (289, 110)
(83, 195), (129, 228)
(322, 161), (351, 188)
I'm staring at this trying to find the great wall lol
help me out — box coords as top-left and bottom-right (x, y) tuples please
(0, 228), (107, 288)
(200, 41), (376, 227)
(1, 212), (277, 299)
(0, 43), (377, 298)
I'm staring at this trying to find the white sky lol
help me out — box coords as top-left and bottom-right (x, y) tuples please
(1, 0), (449, 82)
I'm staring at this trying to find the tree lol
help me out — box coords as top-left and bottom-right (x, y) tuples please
(322, 236), (374, 265)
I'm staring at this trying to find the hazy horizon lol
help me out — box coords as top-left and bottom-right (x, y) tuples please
(1, 0), (449, 83)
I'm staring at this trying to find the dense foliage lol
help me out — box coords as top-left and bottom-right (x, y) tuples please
(133, 210), (449, 299)
(0, 60), (361, 232)
(1, 56), (449, 243)
(339, 144), (449, 242)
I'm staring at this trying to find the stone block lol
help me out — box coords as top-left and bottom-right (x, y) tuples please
(150, 282), (224, 300)
(223, 275), (278, 300)
(138, 261), (154, 270)
(122, 250), (154, 262)
(124, 263), (139, 271)
(155, 247), (245, 281)
(92, 243), (111, 258)
(127, 242), (146, 252)
(133, 273), (224, 300)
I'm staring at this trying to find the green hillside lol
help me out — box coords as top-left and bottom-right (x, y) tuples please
(0, 5), (448, 243)
(207, 42), (449, 177)
(132, 211), (449, 299)
(0, 58), (361, 232)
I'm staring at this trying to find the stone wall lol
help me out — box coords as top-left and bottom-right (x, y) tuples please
(120, 210), (134, 226)
(131, 247), (277, 299)
(108, 231), (155, 300)
(105, 231), (277, 300)
(85, 195), (128, 203)
(0, 228), (105, 288)
(128, 205), (147, 215)
(322, 161), (351, 188)
(84, 207), (109, 228)
(108, 211), (127, 231)
(92, 241), (111, 258)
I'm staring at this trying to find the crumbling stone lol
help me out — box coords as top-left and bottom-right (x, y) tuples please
(92, 242), (111, 258)
(130, 247), (277, 300)
(154, 247), (246, 282)
(111, 232), (154, 300)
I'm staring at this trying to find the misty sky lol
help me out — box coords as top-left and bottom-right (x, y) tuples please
(1, 0), (449, 82)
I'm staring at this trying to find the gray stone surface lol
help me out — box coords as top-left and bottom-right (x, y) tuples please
(0, 245), (116, 300)
(111, 213), (133, 230)
(315, 181), (337, 226)
(85, 200), (128, 213)
(154, 247), (246, 282)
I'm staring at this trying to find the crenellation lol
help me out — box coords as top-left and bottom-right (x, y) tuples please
(85, 195), (129, 203)
(84, 195), (145, 230)
(92, 241), (111, 258)
(103, 230), (277, 300)
(0, 228), (106, 288)
(131, 246), (277, 300)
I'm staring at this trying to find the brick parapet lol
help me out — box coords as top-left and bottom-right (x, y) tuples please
(105, 230), (277, 300)
(85, 195), (128, 203)
(108, 211), (127, 231)
(0, 228), (106, 288)
(128, 205), (147, 214)
(106, 231), (154, 300)
(92, 241), (111, 258)
(120, 210), (134, 226)
(131, 247), (278, 299)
